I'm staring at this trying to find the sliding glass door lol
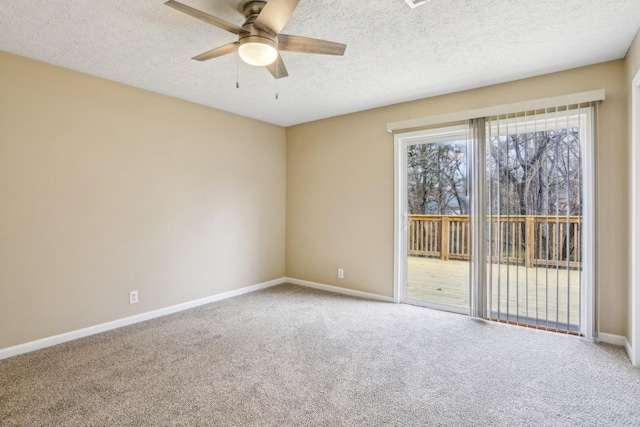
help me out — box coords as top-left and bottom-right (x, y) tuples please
(395, 107), (594, 337)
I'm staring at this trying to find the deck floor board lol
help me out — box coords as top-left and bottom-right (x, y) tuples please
(407, 257), (581, 328)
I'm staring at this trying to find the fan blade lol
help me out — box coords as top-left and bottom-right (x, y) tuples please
(278, 34), (346, 56)
(192, 43), (238, 61)
(265, 55), (288, 79)
(253, 0), (300, 35)
(165, 0), (243, 35)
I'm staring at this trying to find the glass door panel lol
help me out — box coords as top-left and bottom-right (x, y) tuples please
(404, 136), (470, 313)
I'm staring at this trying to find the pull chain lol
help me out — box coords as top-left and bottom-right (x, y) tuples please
(275, 59), (279, 100)
(236, 51), (240, 89)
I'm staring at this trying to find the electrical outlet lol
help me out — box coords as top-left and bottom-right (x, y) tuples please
(129, 290), (138, 304)
(338, 268), (344, 279)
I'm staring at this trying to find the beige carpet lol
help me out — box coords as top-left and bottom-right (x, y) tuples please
(1, 284), (639, 426)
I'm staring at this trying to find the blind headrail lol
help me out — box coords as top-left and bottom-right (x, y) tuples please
(386, 89), (605, 134)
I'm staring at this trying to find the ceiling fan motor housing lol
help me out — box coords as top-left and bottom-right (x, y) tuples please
(239, 15), (277, 50)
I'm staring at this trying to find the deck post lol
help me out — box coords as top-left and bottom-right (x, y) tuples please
(526, 216), (535, 268)
(441, 216), (450, 261)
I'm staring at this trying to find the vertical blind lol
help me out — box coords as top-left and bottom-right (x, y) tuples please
(484, 103), (596, 334)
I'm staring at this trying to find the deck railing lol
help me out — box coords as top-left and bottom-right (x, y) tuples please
(408, 214), (582, 268)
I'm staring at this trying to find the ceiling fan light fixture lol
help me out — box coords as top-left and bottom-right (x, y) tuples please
(238, 36), (278, 66)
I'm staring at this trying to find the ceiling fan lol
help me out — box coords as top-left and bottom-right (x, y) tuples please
(165, 0), (347, 79)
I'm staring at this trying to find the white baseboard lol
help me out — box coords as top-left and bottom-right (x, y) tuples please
(597, 332), (631, 354)
(285, 277), (395, 303)
(0, 277), (286, 360)
(626, 341), (635, 366)
(631, 343), (639, 368)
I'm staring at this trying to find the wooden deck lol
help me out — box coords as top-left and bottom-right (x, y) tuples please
(407, 256), (582, 329)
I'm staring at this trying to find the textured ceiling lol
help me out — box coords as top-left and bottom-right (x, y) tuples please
(1, 0), (639, 127)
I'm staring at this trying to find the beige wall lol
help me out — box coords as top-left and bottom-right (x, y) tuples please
(0, 52), (286, 349)
(287, 60), (629, 336)
(2, 47), (635, 350)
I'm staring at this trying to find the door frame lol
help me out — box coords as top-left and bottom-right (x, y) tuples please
(631, 70), (640, 366)
(393, 113), (595, 340)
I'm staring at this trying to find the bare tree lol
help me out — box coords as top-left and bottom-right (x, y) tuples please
(487, 128), (582, 262)
(407, 142), (467, 215)
(407, 127), (582, 264)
